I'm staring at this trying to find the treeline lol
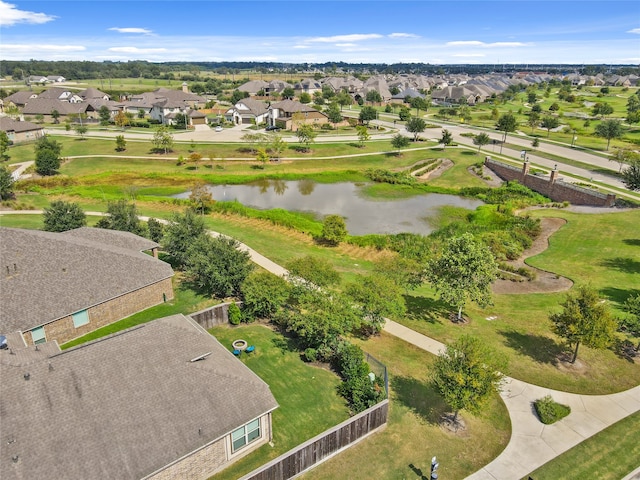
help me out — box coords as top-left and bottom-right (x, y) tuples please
(1, 60), (638, 81)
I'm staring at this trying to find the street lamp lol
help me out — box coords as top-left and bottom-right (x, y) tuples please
(571, 135), (577, 148)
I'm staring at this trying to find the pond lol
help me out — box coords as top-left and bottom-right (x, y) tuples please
(174, 180), (483, 236)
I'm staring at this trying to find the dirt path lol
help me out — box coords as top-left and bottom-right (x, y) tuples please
(492, 217), (573, 294)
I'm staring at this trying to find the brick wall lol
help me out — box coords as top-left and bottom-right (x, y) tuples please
(485, 157), (616, 207)
(26, 278), (174, 346)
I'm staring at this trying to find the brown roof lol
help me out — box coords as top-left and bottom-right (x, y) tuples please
(0, 314), (278, 480)
(22, 98), (87, 115)
(0, 117), (43, 134)
(4, 90), (38, 106)
(0, 227), (173, 333)
(270, 99), (319, 114)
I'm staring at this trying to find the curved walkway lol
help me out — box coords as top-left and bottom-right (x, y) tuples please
(1, 209), (639, 479)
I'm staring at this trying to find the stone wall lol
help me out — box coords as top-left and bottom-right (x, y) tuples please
(190, 301), (242, 329)
(484, 157), (616, 207)
(26, 278), (175, 346)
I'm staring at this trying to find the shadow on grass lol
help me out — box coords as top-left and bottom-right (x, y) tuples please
(404, 294), (450, 324)
(408, 463), (428, 480)
(622, 239), (640, 247)
(613, 338), (639, 363)
(601, 286), (640, 307)
(600, 257), (640, 275)
(392, 375), (448, 425)
(499, 330), (562, 365)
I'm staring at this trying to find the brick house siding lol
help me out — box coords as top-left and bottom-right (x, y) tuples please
(26, 277), (174, 346)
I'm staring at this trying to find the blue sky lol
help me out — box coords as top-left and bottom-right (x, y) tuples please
(1, 0), (639, 64)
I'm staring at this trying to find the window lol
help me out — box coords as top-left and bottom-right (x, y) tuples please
(231, 418), (261, 452)
(72, 309), (90, 328)
(31, 327), (46, 345)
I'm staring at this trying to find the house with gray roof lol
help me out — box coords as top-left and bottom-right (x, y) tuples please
(0, 117), (44, 144)
(3, 90), (39, 108)
(0, 313), (278, 480)
(238, 79), (269, 95)
(225, 97), (269, 125)
(268, 99), (328, 131)
(0, 227), (174, 346)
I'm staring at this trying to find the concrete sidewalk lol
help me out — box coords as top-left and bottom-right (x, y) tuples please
(382, 320), (640, 480)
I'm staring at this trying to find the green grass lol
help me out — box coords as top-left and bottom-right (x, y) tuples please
(533, 395), (571, 424)
(525, 412), (640, 480)
(302, 332), (511, 480)
(61, 275), (219, 349)
(208, 324), (350, 480)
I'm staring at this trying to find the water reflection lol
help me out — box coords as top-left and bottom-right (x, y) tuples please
(175, 181), (483, 236)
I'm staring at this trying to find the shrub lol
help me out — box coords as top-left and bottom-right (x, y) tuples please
(303, 348), (318, 362)
(534, 395), (571, 424)
(228, 303), (242, 325)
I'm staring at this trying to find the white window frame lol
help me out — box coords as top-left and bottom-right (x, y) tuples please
(31, 326), (46, 345)
(231, 418), (261, 452)
(72, 309), (90, 328)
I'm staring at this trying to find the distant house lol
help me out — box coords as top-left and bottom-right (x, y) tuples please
(21, 98), (91, 122)
(0, 117), (44, 143)
(390, 87), (425, 104)
(3, 90), (39, 108)
(78, 87), (110, 101)
(225, 98), (269, 125)
(0, 227), (174, 346)
(238, 79), (269, 96)
(27, 75), (48, 85)
(46, 75), (66, 83)
(268, 99), (328, 131)
(37, 87), (83, 103)
(0, 313), (279, 480)
(127, 87), (206, 125)
(294, 78), (322, 95)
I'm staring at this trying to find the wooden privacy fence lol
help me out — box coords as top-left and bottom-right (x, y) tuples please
(238, 399), (389, 480)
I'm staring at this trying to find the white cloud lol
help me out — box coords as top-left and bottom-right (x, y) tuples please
(451, 53), (485, 57)
(306, 33), (382, 43)
(0, 1), (56, 26)
(335, 43), (357, 47)
(627, 28), (640, 34)
(108, 27), (153, 35)
(388, 33), (419, 39)
(108, 46), (167, 53)
(293, 45), (310, 49)
(446, 40), (529, 48)
(2, 44), (85, 51)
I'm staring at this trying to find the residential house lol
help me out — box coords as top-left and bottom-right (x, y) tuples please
(27, 75), (48, 85)
(3, 90), (39, 109)
(37, 87), (83, 103)
(0, 227), (174, 346)
(46, 75), (66, 83)
(264, 79), (293, 97)
(390, 87), (425, 104)
(78, 87), (110, 101)
(238, 79), (269, 96)
(294, 78), (322, 95)
(268, 99), (328, 130)
(0, 313), (279, 480)
(0, 117), (44, 143)
(225, 98), (269, 125)
(21, 98), (91, 122)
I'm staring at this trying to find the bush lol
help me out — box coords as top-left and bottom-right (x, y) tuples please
(228, 303), (242, 325)
(303, 348), (318, 362)
(534, 395), (571, 424)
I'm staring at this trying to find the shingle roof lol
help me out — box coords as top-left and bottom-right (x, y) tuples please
(4, 91), (38, 106)
(21, 98), (87, 115)
(0, 227), (173, 333)
(0, 314), (278, 480)
(0, 117), (43, 134)
(78, 87), (109, 100)
(270, 99), (318, 114)
(62, 227), (159, 252)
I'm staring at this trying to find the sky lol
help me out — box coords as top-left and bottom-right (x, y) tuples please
(1, 0), (639, 65)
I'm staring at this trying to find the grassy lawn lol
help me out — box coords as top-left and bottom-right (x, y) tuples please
(396, 208), (640, 394)
(302, 332), (511, 480)
(525, 411), (640, 480)
(207, 324), (350, 480)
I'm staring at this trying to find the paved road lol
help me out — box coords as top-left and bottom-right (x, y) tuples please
(1, 209), (638, 479)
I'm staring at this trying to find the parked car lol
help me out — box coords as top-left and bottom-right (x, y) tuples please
(265, 125), (281, 131)
(215, 126), (223, 132)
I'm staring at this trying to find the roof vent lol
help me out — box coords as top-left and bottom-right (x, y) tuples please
(0, 335), (7, 350)
(190, 352), (211, 362)
(24, 373), (30, 381)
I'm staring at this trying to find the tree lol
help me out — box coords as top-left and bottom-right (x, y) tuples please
(188, 152), (202, 170)
(114, 110), (129, 130)
(550, 285), (618, 364)
(0, 165), (14, 200)
(34, 136), (62, 176)
(406, 117), (426, 142)
(299, 92), (311, 104)
(43, 200), (86, 232)
(336, 90), (352, 110)
(326, 102), (343, 124)
(365, 90), (382, 104)
(621, 294), (640, 351)
(527, 111), (540, 133)
(281, 86), (295, 100)
(185, 234), (253, 298)
(173, 113), (188, 130)
(230, 89), (248, 104)
(241, 271), (290, 319)
(163, 208), (207, 267)
(345, 274), (407, 332)
(398, 106), (412, 121)
(0, 131), (10, 161)
(426, 233), (498, 321)
(147, 217), (164, 243)
(611, 148), (639, 173)
(355, 125), (370, 146)
(439, 129), (453, 148)
(473, 132), (491, 153)
(268, 133), (286, 161)
(594, 119), (623, 150)
(359, 106), (377, 126)
(495, 113), (517, 152)
(255, 148), (269, 167)
(98, 105), (111, 126)
(621, 159), (640, 191)
(373, 256), (425, 292)
(152, 125), (174, 153)
(115, 134), (126, 151)
(285, 255), (341, 287)
(432, 334), (506, 424)
(189, 180), (213, 214)
(74, 124), (88, 138)
(592, 102), (614, 118)
(51, 109), (60, 124)
(541, 115), (560, 137)
(390, 133), (410, 153)
(96, 199), (146, 236)
(531, 103), (542, 114)
(410, 96), (429, 117)
(320, 214), (347, 245)
(548, 102), (560, 112)
(295, 124), (316, 151)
